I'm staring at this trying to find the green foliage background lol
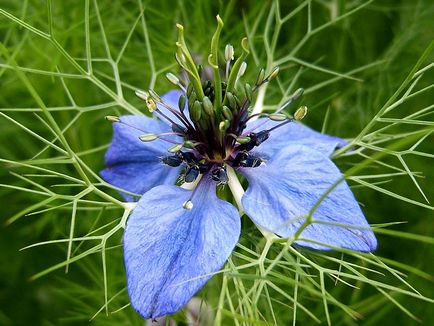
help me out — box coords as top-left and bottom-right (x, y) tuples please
(0, 0), (433, 325)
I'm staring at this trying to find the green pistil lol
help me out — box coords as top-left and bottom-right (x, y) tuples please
(209, 15), (224, 113)
(175, 24), (205, 99)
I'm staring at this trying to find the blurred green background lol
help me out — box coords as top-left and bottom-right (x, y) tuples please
(1, 0), (433, 325)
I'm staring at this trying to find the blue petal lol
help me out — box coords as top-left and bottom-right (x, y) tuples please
(100, 115), (181, 201)
(240, 145), (377, 252)
(246, 118), (347, 158)
(124, 181), (240, 319)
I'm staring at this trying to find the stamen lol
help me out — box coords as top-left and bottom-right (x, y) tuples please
(105, 115), (120, 122)
(166, 73), (188, 94)
(294, 105), (308, 121)
(275, 88), (304, 114)
(211, 165), (229, 185)
(135, 90), (157, 112)
(235, 61), (247, 86)
(139, 134), (158, 142)
(168, 143), (184, 153)
(255, 68), (265, 86)
(181, 173), (204, 210)
(139, 132), (184, 143)
(182, 200), (194, 210)
(265, 66), (279, 82)
(144, 91), (193, 130)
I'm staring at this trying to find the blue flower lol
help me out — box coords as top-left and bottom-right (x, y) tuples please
(100, 20), (377, 320)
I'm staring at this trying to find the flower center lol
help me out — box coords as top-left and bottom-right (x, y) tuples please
(122, 17), (307, 187)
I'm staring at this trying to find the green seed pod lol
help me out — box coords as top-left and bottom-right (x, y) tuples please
(202, 96), (214, 116)
(190, 100), (202, 122)
(178, 94), (186, 112)
(222, 106), (233, 120)
(226, 92), (236, 109)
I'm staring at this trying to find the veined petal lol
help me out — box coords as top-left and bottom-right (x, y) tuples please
(101, 115), (180, 201)
(246, 118), (347, 157)
(100, 162), (180, 201)
(104, 115), (175, 165)
(240, 145), (377, 252)
(124, 181), (240, 319)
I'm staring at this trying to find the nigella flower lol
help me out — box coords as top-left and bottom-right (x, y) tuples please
(101, 17), (377, 320)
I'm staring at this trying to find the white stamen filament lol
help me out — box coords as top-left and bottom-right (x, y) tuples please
(181, 175), (203, 210)
(251, 83), (267, 116)
(226, 165), (277, 241)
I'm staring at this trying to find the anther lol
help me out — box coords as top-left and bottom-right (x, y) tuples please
(244, 83), (253, 102)
(268, 113), (287, 121)
(265, 66), (279, 82)
(224, 44), (234, 62)
(139, 133), (158, 142)
(184, 166), (200, 183)
(105, 115), (120, 123)
(235, 61), (247, 85)
(182, 200), (193, 210)
(162, 155), (183, 167)
(148, 89), (162, 103)
(255, 68), (265, 86)
(294, 105), (308, 121)
(232, 152), (263, 168)
(166, 73), (180, 86)
(168, 143), (183, 153)
(211, 165), (229, 185)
